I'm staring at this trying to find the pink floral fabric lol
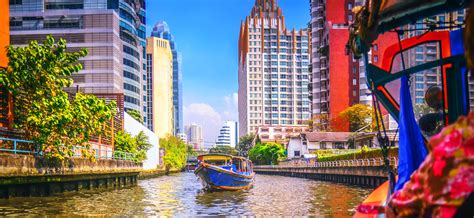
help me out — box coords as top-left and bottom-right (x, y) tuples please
(388, 112), (474, 217)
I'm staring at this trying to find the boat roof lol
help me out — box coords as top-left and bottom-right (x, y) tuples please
(198, 154), (233, 161)
(197, 154), (251, 161)
(198, 153), (233, 158)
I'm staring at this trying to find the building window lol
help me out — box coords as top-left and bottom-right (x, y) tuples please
(294, 151), (301, 157)
(373, 44), (378, 51)
(320, 142), (326, 149)
(374, 55), (378, 62)
(9, 0), (22, 5)
(335, 142), (345, 149)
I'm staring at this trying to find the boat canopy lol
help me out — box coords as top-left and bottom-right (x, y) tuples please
(197, 154), (233, 161)
(348, 0), (472, 57)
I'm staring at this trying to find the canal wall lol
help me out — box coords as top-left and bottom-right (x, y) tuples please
(254, 165), (394, 188)
(0, 153), (142, 198)
(254, 157), (398, 188)
(138, 168), (181, 180)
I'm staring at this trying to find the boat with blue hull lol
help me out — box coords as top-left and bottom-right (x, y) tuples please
(195, 154), (255, 191)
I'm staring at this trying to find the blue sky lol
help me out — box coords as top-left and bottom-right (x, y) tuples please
(147, 0), (310, 142)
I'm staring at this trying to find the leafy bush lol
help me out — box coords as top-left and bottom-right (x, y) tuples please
(316, 147), (399, 162)
(249, 142), (286, 165)
(114, 131), (152, 163)
(127, 109), (143, 123)
(160, 135), (188, 171)
(236, 133), (255, 157)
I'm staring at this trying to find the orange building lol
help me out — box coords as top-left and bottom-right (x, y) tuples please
(0, 0), (9, 68)
(0, 0), (10, 130)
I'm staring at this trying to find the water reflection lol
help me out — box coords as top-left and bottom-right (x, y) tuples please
(0, 173), (370, 216)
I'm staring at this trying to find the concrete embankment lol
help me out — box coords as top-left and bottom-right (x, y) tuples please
(0, 153), (141, 198)
(138, 168), (181, 180)
(254, 165), (393, 188)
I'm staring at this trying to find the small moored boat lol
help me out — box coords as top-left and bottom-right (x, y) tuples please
(194, 154), (255, 191)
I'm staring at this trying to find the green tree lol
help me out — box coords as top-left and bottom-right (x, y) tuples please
(133, 131), (152, 162)
(0, 36), (116, 161)
(160, 135), (188, 171)
(115, 131), (137, 153)
(339, 104), (372, 132)
(127, 109), (143, 123)
(248, 142), (286, 165)
(312, 114), (331, 131)
(236, 133), (255, 157)
(114, 130), (153, 163)
(209, 145), (239, 156)
(187, 144), (197, 156)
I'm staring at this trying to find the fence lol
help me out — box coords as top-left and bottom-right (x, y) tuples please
(0, 137), (135, 161)
(255, 157), (398, 169)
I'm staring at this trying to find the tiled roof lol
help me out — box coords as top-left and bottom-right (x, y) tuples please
(304, 132), (352, 142)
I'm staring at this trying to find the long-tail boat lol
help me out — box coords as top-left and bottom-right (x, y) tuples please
(194, 154), (255, 191)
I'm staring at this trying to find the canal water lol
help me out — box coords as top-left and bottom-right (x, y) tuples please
(0, 173), (370, 217)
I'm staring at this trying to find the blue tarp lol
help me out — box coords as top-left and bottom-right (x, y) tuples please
(395, 75), (428, 191)
(450, 29), (468, 115)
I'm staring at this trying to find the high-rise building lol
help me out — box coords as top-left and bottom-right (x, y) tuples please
(177, 132), (187, 144)
(310, 0), (359, 131)
(185, 123), (203, 150)
(238, 0), (311, 136)
(151, 21), (183, 136)
(146, 37), (173, 138)
(9, 0), (147, 119)
(215, 121), (239, 148)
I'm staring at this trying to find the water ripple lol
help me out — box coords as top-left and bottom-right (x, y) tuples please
(0, 173), (370, 217)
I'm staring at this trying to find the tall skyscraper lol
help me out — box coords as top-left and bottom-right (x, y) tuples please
(185, 123), (203, 150)
(238, 0), (311, 136)
(8, 0), (147, 119)
(146, 37), (173, 138)
(151, 21), (183, 136)
(310, 0), (360, 131)
(215, 121), (239, 148)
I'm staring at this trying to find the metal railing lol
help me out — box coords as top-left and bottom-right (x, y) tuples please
(255, 157), (398, 169)
(0, 137), (135, 161)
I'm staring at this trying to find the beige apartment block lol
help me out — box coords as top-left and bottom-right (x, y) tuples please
(146, 37), (174, 138)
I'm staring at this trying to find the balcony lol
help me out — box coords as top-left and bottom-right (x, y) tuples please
(321, 64), (327, 70)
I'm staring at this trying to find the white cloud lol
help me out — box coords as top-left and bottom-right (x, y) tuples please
(184, 92), (238, 145)
(222, 92), (238, 122)
(184, 103), (222, 144)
